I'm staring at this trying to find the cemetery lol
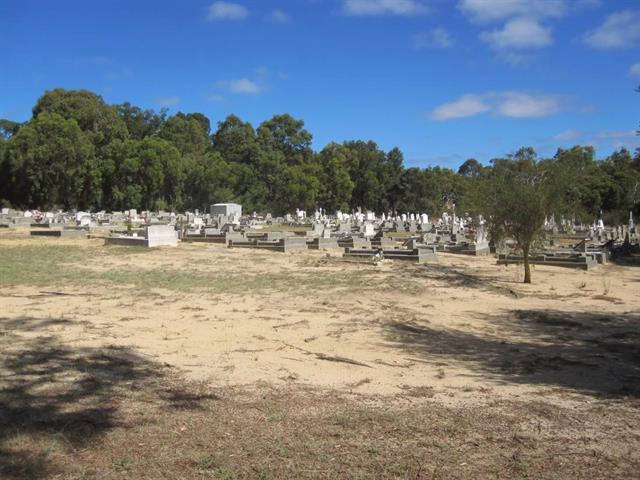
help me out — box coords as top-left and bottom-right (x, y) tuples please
(3, 204), (637, 267)
(1, 203), (640, 479)
(1, 125), (640, 476)
(3, 2), (640, 474)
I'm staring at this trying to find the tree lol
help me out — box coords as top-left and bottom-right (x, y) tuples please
(257, 114), (313, 165)
(0, 119), (20, 140)
(458, 158), (482, 177)
(33, 89), (127, 148)
(212, 115), (258, 165)
(103, 137), (182, 210)
(254, 114), (321, 213)
(480, 150), (559, 284)
(159, 114), (210, 157)
(381, 147), (405, 212)
(4, 113), (98, 209)
(4, 86), (640, 222)
(599, 148), (640, 222)
(317, 143), (355, 212)
(114, 102), (166, 139)
(183, 151), (236, 211)
(341, 140), (386, 211)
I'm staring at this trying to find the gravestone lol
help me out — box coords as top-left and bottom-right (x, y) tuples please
(338, 222), (351, 234)
(147, 225), (178, 247)
(363, 223), (375, 238)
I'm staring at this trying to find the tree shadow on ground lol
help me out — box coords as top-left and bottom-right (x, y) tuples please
(0, 316), (216, 479)
(406, 262), (523, 298)
(383, 309), (640, 397)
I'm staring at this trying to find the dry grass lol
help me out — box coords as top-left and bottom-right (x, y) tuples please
(0, 243), (402, 294)
(2, 331), (638, 480)
(2, 234), (640, 479)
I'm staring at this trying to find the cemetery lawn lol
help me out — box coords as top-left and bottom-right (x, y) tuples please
(1, 231), (639, 479)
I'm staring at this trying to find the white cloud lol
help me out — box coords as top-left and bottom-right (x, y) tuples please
(594, 130), (640, 149)
(343, 0), (428, 16)
(480, 17), (552, 49)
(155, 96), (180, 107)
(430, 91), (565, 121)
(458, 0), (567, 23)
(553, 129), (583, 141)
(206, 94), (225, 102)
(500, 51), (531, 66)
(267, 9), (291, 23)
(212, 68), (277, 97)
(414, 28), (454, 49)
(207, 2), (249, 21)
(77, 57), (133, 81)
(430, 94), (491, 120)
(574, 0), (602, 10)
(496, 92), (561, 118)
(105, 67), (133, 81)
(583, 10), (640, 49)
(218, 78), (264, 94)
(630, 63), (640, 77)
(596, 130), (637, 140)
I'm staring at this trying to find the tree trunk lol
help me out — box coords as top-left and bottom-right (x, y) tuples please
(523, 245), (532, 284)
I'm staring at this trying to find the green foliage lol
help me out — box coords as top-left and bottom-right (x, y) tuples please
(0, 87), (638, 223)
(4, 112), (98, 209)
(33, 89), (127, 148)
(103, 137), (183, 210)
(0, 119), (21, 140)
(318, 143), (355, 212)
(478, 149), (569, 283)
(114, 102), (166, 140)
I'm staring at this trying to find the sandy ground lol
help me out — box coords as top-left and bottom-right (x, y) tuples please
(2, 232), (639, 406)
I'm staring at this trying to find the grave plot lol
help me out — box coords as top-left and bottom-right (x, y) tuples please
(228, 236), (308, 253)
(497, 252), (599, 270)
(343, 246), (436, 264)
(105, 225), (178, 248)
(30, 228), (88, 238)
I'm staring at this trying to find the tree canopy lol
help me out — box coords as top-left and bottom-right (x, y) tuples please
(0, 88), (639, 222)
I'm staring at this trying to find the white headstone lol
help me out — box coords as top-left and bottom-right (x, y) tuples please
(147, 225), (178, 248)
(363, 223), (375, 237)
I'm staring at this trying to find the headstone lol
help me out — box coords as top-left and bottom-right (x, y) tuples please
(147, 225), (178, 248)
(363, 223), (375, 238)
(338, 222), (351, 234)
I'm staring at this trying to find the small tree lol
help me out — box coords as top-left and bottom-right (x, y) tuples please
(479, 150), (556, 284)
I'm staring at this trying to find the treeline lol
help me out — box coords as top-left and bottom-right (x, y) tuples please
(0, 88), (638, 222)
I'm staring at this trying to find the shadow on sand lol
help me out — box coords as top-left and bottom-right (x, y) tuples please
(0, 316), (217, 479)
(383, 308), (640, 397)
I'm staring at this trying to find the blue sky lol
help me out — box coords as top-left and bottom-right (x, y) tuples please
(1, 0), (639, 168)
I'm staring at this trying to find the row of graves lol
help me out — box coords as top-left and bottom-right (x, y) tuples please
(180, 208), (494, 264)
(3, 205), (638, 269)
(0, 207), (180, 247)
(497, 214), (639, 270)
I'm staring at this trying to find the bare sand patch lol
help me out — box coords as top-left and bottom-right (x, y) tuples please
(2, 234), (639, 406)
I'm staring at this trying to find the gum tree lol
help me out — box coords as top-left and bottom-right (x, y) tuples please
(480, 148), (558, 284)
